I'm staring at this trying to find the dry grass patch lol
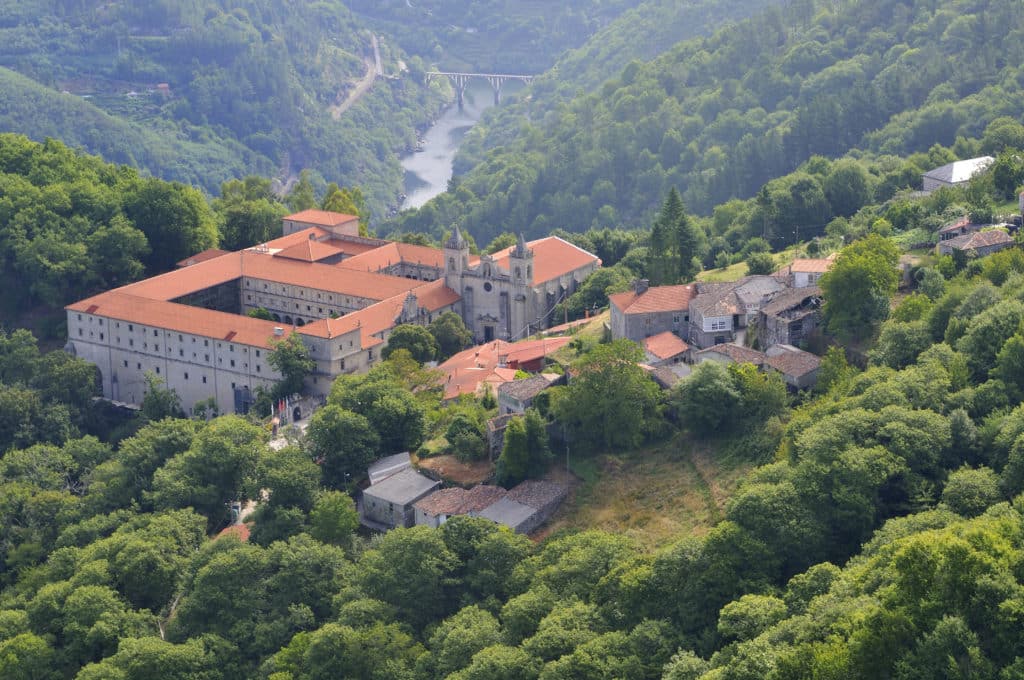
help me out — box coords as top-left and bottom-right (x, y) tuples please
(415, 454), (494, 487)
(538, 436), (753, 550)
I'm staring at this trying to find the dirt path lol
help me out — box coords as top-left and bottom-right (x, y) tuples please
(329, 35), (381, 120)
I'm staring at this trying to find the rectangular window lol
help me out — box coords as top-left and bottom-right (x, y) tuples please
(153, 329), (158, 337)
(205, 354), (210, 362)
(78, 328), (83, 336)
(100, 333), (104, 340)
(179, 349), (184, 357)
(155, 367), (160, 374)
(77, 314), (82, 321)
(154, 344), (159, 352)
(202, 376), (207, 384)
(137, 363), (141, 370)
(178, 334), (183, 342)
(230, 359), (235, 367)
(204, 340), (209, 347)
(256, 365), (261, 373)
(230, 345), (234, 352)
(340, 359), (345, 370)
(128, 324), (133, 331)
(123, 360), (128, 367)
(255, 350), (261, 357)
(129, 339), (134, 347)
(184, 372), (189, 380)
(710, 319), (729, 331)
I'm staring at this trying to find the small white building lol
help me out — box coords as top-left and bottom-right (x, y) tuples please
(922, 156), (993, 193)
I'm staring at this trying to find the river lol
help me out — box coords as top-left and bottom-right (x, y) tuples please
(399, 79), (522, 210)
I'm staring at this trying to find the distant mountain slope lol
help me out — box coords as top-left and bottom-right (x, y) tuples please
(0, 67), (274, 189)
(390, 0), (1024, 244)
(0, 0), (446, 215)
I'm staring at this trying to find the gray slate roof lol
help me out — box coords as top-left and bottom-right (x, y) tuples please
(363, 467), (439, 505)
(924, 156), (993, 184)
(476, 497), (536, 529)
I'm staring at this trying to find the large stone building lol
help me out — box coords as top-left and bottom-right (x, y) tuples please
(66, 212), (600, 415)
(443, 227), (600, 343)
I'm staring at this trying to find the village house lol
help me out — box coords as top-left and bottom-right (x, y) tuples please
(937, 229), (1014, 257)
(756, 286), (822, 349)
(473, 480), (568, 534)
(66, 212), (600, 415)
(764, 344), (822, 390)
(608, 281), (695, 343)
(642, 331), (690, 366)
(779, 257), (833, 287)
(498, 374), (562, 415)
(436, 336), (571, 401)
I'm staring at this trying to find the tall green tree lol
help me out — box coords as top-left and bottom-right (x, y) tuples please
(267, 332), (314, 399)
(819, 234), (899, 342)
(554, 340), (660, 450)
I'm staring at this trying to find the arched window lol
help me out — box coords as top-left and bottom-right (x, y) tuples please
(515, 266), (522, 279)
(449, 257), (456, 269)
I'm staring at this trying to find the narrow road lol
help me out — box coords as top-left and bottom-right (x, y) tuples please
(330, 34), (381, 120)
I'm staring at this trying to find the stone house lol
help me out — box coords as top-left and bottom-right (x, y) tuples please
(642, 331), (690, 366)
(473, 480), (567, 534)
(361, 467), (440, 529)
(936, 229), (1014, 257)
(764, 345), (822, 390)
(498, 374), (561, 415)
(756, 286), (822, 349)
(608, 280), (695, 342)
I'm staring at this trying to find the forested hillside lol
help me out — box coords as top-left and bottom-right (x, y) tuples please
(0, 0), (447, 215)
(390, 0), (1024, 244)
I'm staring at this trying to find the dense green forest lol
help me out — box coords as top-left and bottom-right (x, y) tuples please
(389, 0), (1024, 244)
(3, 118), (1024, 676)
(0, 0), (449, 215)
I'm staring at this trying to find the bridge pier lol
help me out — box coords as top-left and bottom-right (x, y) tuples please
(451, 74), (469, 110)
(486, 76), (503, 105)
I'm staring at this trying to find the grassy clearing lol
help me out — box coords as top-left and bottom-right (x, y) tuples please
(540, 435), (754, 550)
(549, 310), (609, 364)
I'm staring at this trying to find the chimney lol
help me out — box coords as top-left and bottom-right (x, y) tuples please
(634, 279), (650, 295)
(273, 327), (284, 336)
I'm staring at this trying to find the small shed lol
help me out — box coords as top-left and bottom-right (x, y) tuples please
(474, 497), (537, 533)
(498, 374), (560, 415)
(642, 331), (690, 366)
(362, 467), (440, 529)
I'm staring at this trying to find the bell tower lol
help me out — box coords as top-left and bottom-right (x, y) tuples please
(508, 233), (535, 340)
(443, 225), (469, 291)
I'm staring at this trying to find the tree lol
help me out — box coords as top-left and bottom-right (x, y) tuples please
(329, 372), (425, 454)
(122, 178), (218, 272)
(429, 312), (473, 360)
(140, 372), (183, 421)
(267, 332), (314, 399)
(446, 645), (541, 680)
(940, 466), (1000, 517)
(382, 324), (438, 364)
(321, 184), (370, 235)
(423, 606), (502, 678)
(671, 361), (741, 435)
(309, 490), (359, 546)
(819, 234), (899, 341)
(306, 405), (379, 488)
(148, 416), (267, 528)
(554, 340), (660, 450)
(746, 251), (775, 275)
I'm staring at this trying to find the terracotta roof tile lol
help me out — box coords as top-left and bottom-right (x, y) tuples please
(274, 239), (344, 262)
(414, 486), (507, 516)
(695, 344), (766, 366)
(176, 248), (230, 267)
(609, 284), (695, 315)
(765, 348), (821, 377)
(284, 209), (359, 227)
(437, 337), (569, 400)
(643, 331), (689, 360)
(789, 258), (833, 274)
(483, 236), (601, 285)
(67, 292), (285, 349)
(338, 242), (446, 272)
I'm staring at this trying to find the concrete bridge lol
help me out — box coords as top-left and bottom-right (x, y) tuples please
(425, 71), (534, 108)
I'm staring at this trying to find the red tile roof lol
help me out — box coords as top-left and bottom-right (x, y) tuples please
(436, 337), (570, 400)
(284, 209), (359, 227)
(67, 292), (287, 349)
(643, 331), (689, 360)
(216, 523), (251, 542)
(695, 344), (766, 366)
(176, 248), (230, 267)
(765, 348), (821, 377)
(479, 236), (601, 285)
(609, 284), (695, 315)
(789, 258), (833, 274)
(338, 242), (446, 272)
(273, 239), (344, 263)
(414, 485), (508, 516)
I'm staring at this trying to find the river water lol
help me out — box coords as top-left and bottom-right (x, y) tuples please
(399, 80), (522, 210)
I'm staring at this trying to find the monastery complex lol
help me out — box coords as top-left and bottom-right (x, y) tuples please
(65, 211), (600, 414)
